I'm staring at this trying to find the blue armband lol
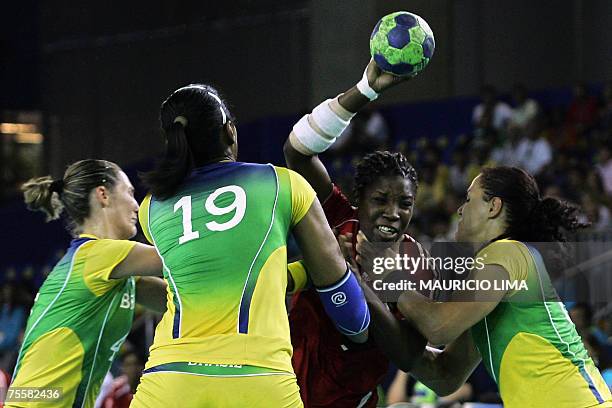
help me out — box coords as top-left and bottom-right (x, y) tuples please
(316, 267), (370, 336)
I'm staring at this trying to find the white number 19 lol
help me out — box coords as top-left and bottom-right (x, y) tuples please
(174, 185), (247, 244)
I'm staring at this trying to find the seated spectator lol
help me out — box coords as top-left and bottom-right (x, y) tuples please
(489, 126), (521, 167)
(564, 82), (599, 146)
(599, 81), (612, 131)
(0, 367), (11, 408)
(102, 352), (144, 408)
(327, 106), (389, 157)
(0, 282), (26, 354)
(509, 83), (540, 132)
(513, 116), (552, 175)
(595, 143), (612, 197)
(448, 149), (471, 195)
(472, 85), (513, 136)
(570, 303), (606, 366)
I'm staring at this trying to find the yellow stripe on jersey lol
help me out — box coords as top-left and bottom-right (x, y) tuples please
(249, 246), (290, 339)
(145, 246), (295, 374)
(500, 332), (612, 408)
(477, 239), (530, 297)
(287, 261), (307, 295)
(138, 194), (154, 244)
(8, 327), (84, 408)
(274, 167), (316, 226)
(80, 238), (137, 296)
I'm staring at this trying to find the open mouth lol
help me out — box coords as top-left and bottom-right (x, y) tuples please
(375, 225), (399, 240)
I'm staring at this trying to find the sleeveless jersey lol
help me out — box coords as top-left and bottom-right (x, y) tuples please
(138, 162), (315, 374)
(8, 235), (137, 408)
(471, 239), (612, 408)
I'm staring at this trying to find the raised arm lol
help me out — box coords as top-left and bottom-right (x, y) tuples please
(284, 60), (408, 199)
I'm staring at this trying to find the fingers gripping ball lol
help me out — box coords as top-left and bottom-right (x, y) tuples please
(370, 11), (435, 77)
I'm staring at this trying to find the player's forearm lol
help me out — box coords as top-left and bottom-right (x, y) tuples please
(410, 347), (462, 396)
(398, 290), (464, 345)
(283, 139), (333, 199)
(337, 86), (372, 113)
(410, 331), (481, 396)
(361, 283), (426, 371)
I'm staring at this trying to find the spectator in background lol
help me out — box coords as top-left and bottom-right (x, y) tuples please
(472, 85), (513, 136)
(0, 282), (26, 359)
(570, 303), (606, 367)
(0, 367), (11, 408)
(508, 83), (540, 133)
(448, 149), (471, 195)
(513, 115), (552, 176)
(599, 82), (612, 131)
(565, 82), (598, 146)
(327, 106), (390, 157)
(102, 352), (144, 408)
(580, 193), (611, 232)
(595, 143), (612, 197)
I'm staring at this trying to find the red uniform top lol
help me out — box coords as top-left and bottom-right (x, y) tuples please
(290, 185), (423, 408)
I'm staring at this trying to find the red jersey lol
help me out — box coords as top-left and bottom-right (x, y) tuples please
(290, 185), (422, 408)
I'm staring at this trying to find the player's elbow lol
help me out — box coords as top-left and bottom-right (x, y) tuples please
(283, 137), (298, 162)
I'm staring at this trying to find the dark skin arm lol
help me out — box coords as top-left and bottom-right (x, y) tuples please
(283, 60), (408, 199)
(292, 199), (368, 343)
(351, 234), (481, 395)
(361, 282), (427, 371)
(339, 233), (426, 369)
(410, 330), (482, 396)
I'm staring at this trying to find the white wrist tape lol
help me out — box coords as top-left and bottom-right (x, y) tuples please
(292, 114), (336, 154)
(311, 99), (352, 137)
(356, 68), (379, 101)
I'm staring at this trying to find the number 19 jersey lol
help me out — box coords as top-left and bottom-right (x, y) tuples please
(139, 162), (315, 374)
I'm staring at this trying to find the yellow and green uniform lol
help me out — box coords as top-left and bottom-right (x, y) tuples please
(472, 239), (612, 408)
(7, 235), (137, 408)
(133, 162), (315, 407)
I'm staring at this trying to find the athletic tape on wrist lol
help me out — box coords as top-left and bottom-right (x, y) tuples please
(356, 69), (379, 101)
(292, 114), (336, 154)
(316, 267), (370, 336)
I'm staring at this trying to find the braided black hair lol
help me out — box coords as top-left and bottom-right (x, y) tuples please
(353, 151), (418, 203)
(141, 84), (234, 200)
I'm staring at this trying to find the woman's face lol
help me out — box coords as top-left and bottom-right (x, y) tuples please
(456, 175), (491, 242)
(106, 171), (139, 239)
(357, 175), (416, 242)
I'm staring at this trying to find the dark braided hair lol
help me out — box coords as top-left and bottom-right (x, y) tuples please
(140, 84), (235, 200)
(353, 151), (418, 204)
(479, 166), (588, 242)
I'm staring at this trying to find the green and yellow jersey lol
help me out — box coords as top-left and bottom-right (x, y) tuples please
(139, 162), (315, 374)
(472, 239), (612, 408)
(8, 235), (137, 408)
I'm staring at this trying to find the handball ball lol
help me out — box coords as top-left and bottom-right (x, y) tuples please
(370, 11), (435, 77)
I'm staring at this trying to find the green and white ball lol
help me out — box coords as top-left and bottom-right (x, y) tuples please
(370, 11), (435, 77)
